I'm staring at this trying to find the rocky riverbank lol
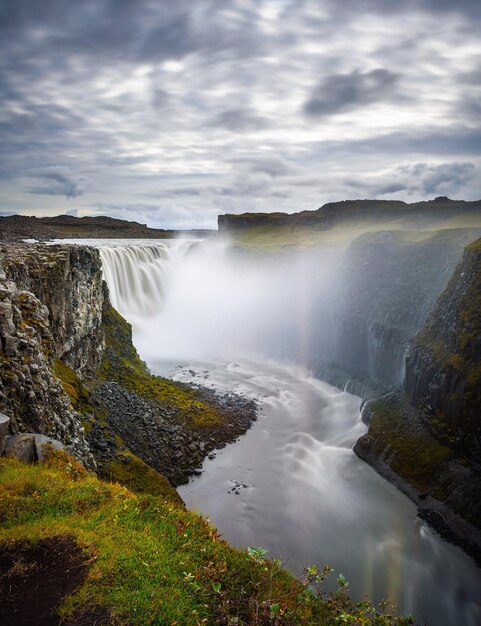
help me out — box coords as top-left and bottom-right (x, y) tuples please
(91, 381), (257, 485)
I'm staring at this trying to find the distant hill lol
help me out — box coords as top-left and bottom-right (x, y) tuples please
(218, 197), (481, 231)
(0, 214), (213, 242)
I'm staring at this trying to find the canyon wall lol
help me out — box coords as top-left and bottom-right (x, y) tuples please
(0, 244), (105, 376)
(404, 239), (481, 455)
(355, 239), (481, 560)
(0, 252), (94, 466)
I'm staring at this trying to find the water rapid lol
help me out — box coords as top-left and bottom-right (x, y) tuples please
(78, 238), (481, 626)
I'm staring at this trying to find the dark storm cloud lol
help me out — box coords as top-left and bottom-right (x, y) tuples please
(210, 108), (270, 132)
(27, 167), (86, 198)
(0, 0), (263, 69)
(304, 69), (400, 117)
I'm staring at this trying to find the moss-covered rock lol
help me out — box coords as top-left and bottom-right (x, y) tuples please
(404, 238), (481, 455)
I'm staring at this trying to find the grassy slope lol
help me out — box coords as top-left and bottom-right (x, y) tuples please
(0, 453), (413, 625)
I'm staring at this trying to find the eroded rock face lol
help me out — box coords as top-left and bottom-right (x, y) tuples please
(0, 260), (94, 467)
(0, 244), (105, 377)
(0, 413), (9, 454)
(405, 239), (481, 455)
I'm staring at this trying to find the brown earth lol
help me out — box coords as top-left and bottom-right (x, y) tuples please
(0, 536), (102, 626)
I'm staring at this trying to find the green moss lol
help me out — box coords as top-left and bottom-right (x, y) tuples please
(411, 239), (481, 443)
(99, 304), (224, 428)
(54, 359), (93, 414)
(101, 451), (183, 506)
(368, 400), (453, 493)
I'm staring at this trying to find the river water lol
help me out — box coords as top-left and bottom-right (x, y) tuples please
(64, 238), (481, 625)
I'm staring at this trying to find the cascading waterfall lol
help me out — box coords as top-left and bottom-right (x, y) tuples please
(98, 239), (195, 317)
(66, 237), (481, 626)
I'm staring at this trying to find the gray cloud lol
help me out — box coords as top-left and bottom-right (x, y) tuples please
(400, 161), (476, 195)
(0, 0), (480, 225)
(210, 108), (270, 132)
(304, 69), (400, 117)
(27, 167), (87, 198)
(228, 156), (295, 178)
(346, 161), (477, 197)
(325, 0), (481, 17)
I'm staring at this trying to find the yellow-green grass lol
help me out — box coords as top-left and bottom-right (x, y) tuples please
(0, 452), (413, 625)
(100, 451), (184, 506)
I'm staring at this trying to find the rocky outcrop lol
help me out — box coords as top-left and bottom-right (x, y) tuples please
(354, 395), (481, 564)
(404, 239), (481, 455)
(0, 413), (9, 454)
(0, 244), (105, 376)
(3, 432), (65, 463)
(0, 260), (94, 466)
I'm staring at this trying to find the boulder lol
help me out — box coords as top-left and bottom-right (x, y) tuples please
(34, 434), (65, 462)
(4, 434), (36, 463)
(0, 413), (10, 454)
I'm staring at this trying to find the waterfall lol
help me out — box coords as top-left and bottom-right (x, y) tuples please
(95, 238), (341, 364)
(98, 240), (194, 317)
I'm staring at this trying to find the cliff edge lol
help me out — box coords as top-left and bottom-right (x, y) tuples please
(355, 239), (481, 562)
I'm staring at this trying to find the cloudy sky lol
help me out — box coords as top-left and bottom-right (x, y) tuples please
(1, 0), (480, 228)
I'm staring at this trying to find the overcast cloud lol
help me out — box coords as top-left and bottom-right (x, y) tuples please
(0, 0), (480, 228)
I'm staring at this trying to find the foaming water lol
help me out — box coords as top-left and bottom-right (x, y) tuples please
(64, 238), (481, 625)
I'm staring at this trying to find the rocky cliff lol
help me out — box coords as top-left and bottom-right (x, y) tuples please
(404, 239), (481, 455)
(219, 197), (481, 232)
(0, 244), (105, 376)
(0, 243), (258, 489)
(0, 258), (94, 466)
(308, 229), (475, 388)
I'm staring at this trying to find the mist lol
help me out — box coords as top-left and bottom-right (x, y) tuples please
(100, 237), (342, 367)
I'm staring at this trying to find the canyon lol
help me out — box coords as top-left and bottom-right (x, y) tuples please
(1, 206), (481, 624)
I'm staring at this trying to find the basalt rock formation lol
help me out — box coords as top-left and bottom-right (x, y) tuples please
(355, 238), (481, 562)
(404, 238), (481, 455)
(0, 244), (105, 376)
(0, 257), (94, 466)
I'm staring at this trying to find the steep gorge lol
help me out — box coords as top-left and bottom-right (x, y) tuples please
(354, 238), (481, 560)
